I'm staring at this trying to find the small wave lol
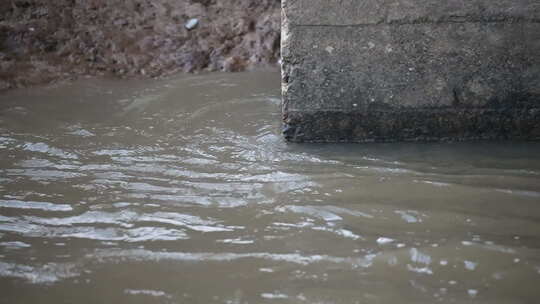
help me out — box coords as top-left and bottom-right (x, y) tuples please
(89, 249), (378, 268)
(0, 261), (79, 284)
(276, 205), (343, 222)
(495, 189), (540, 198)
(311, 226), (362, 240)
(22, 142), (79, 160)
(0, 200), (73, 212)
(6, 169), (85, 180)
(0, 241), (31, 249)
(124, 289), (171, 298)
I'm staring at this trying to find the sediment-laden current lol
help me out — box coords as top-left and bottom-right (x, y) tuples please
(0, 71), (539, 303)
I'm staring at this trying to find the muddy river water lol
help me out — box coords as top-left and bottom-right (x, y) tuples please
(0, 71), (539, 303)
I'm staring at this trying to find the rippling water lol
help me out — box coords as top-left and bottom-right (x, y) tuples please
(0, 71), (539, 303)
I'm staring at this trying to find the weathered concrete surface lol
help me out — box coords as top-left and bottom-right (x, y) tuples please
(281, 0), (540, 142)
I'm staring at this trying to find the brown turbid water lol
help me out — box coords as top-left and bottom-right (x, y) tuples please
(0, 71), (539, 303)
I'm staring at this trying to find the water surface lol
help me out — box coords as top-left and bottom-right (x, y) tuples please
(0, 71), (539, 303)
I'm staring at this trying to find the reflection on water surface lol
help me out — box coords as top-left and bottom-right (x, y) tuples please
(0, 71), (539, 303)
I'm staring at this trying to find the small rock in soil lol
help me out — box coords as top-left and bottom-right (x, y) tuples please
(185, 18), (199, 30)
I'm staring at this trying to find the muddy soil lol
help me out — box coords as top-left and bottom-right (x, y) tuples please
(0, 0), (281, 91)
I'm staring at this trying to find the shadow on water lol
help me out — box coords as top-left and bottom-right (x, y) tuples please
(0, 71), (539, 303)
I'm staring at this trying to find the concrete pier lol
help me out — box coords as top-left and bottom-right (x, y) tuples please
(281, 0), (540, 142)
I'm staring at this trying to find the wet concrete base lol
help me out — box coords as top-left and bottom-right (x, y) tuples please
(283, 107), (540, 142)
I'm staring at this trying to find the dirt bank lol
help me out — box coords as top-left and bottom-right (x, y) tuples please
(0, 0), (280, 91)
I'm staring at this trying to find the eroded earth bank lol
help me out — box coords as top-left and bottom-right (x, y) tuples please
(0, 0), (281, 91)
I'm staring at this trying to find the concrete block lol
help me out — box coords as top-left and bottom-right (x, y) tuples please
(281, 0), (540, 142)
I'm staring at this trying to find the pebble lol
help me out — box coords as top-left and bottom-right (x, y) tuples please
(185, 18), (199, 30)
